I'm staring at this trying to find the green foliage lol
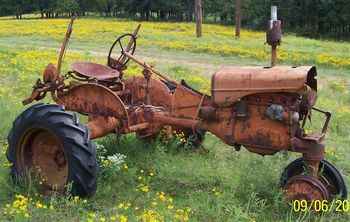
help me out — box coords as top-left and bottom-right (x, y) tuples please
(95, 142), (127, 179)
(56, 0), (80, 14)
(1, 0), (350, 39)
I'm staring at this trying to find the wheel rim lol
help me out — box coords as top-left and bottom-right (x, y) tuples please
(284, 175), (330, 201)
(17, 128), (68, 192)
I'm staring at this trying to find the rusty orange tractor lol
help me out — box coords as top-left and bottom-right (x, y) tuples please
(7, 19), (347, 201)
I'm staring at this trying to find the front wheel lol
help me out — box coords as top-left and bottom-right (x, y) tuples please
(281, 158), (347, 200)
(7, 103), (98, 197)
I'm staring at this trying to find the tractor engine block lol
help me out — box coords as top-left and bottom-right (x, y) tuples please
(232, 93), (302, 155)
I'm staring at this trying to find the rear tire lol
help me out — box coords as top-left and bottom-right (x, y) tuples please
(7, 103), (97, 197)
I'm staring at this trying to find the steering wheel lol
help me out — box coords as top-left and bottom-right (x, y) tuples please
(108, 33), (137, 69)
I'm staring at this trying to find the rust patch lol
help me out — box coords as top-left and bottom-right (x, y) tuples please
(284, 175), (329, 201)
(87, 116), (120, 139)
(212, 66), (316, 106)
(124, 76), (172, 109)
(233, 95), (292, 151)
(17, 129), (68, 193)
(56, 83), (128, 121)
(71, 62), (120, 81)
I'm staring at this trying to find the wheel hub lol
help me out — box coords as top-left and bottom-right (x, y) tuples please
(284, 175), (330, 201)
(19, 129), (68, 192)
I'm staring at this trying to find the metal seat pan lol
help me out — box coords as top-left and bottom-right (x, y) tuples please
(71, 62), (120, 80)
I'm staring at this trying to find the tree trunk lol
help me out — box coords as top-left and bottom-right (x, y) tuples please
(16, 8), (22, 20)
(146, 11), (150, 21)
(160, 10), (166, 20)
(235, 0), (241, 38)
(195, 0), (202, 37)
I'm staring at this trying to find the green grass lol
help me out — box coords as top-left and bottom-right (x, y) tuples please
(0, 17), (350, 221)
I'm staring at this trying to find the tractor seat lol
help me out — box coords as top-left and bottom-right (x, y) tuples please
(71, 62), (120, 81)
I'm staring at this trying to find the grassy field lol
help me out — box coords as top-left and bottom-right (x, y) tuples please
(0, 17), (350, 222)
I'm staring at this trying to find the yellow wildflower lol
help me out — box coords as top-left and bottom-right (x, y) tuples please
(36, 201), (43, 208)
(119, 215), (128, 222)
(140, 185), (149, 193)
(123, 164), (128, 170)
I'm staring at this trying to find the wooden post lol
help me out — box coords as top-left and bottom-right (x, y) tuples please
(195, 0), (202, 37)
(235, 0), (241, 38)
(271, 45), (277, 67)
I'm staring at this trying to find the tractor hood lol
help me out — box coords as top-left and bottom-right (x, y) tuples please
(211, 66), (317, 106)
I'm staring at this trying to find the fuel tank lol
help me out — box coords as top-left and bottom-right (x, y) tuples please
(211, 66), (317, 107)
